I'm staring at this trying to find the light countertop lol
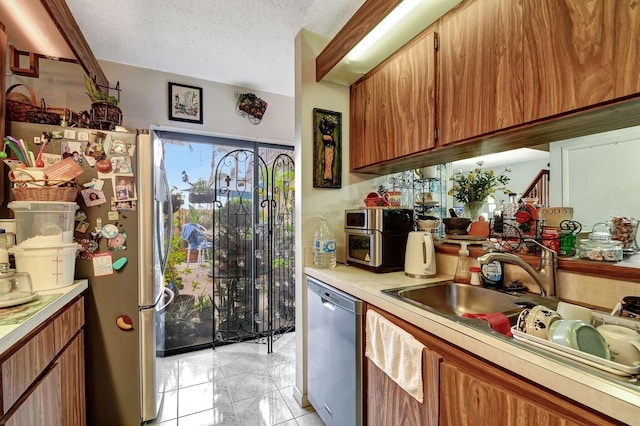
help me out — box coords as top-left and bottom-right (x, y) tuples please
(0, 280), (88, 355)
(305, 265), (640, 424)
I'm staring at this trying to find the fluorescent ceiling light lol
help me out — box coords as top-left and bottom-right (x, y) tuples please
(452, 148), (550, 171)
(347, 0), (421, 61)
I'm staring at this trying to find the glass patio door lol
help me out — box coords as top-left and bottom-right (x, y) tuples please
(156, 131), (294, 356)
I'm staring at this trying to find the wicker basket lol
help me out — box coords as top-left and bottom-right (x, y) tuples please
(9, 170), (77, 202)
(5, 84), (60, 125)
(46, 106), (82, 126)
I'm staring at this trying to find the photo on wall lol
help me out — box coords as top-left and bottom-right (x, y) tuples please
(312, 108), (342, 189)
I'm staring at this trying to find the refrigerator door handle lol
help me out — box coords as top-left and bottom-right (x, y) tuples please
(157, 287), (175, 312)
(159, 163), (172, 273)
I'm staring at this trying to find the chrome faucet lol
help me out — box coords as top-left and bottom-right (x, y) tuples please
(477, 239), (557, 297)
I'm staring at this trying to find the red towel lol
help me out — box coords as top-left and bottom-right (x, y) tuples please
(462, 312), (513, 338)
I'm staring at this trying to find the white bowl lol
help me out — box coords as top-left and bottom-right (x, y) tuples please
(549, 320), (610, 359)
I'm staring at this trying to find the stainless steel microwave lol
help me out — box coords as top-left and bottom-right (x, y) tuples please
(344, 208), (413, 273)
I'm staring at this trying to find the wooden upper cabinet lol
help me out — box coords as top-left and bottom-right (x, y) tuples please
(386, 31), (437, 160)
(439, 0), (524, 145)
(524, 0), (640, 122)
(350, 70), (391, 170)
(349, 30), (437, 171)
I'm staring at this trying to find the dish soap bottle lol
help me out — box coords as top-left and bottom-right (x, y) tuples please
(480, 242), (504, 289)
(313, 218), (336, 269)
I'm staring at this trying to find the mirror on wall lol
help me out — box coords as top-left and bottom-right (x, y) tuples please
(445, 124), (640, 232)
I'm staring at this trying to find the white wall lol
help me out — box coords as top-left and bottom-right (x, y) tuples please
(293, 29), (388, 408)
(6, 59), (295, 144)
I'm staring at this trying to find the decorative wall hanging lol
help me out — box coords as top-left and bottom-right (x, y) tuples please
(312, 108), (342, 189)
(235, 92), (268, 124)
(168, 82), (203, 124)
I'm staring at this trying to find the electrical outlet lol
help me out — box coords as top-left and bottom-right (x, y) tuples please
(34, 136), (41, 145)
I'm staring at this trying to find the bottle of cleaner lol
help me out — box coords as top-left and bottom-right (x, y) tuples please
(480, 242), (504, 289)
(313, 218), (337, 268)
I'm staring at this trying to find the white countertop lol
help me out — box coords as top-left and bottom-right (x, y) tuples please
(0, 280), (88, 355)
(305, 265), (640, 424)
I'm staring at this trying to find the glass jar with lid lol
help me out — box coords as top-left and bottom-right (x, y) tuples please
(608, 216), (638, 255)
(578, 222), (623, 262)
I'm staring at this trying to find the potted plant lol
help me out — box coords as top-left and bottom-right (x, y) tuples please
(163, 296), (197, 347)
(182, 171), (215, 203)
(448, 161), (511, 221)
(83, 74), (122, 130)
(164, 219), (189, 295)
(170, 186), (184, 214)
(191, 281), (214, 337)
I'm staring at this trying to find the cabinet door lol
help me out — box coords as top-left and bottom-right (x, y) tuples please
(439, 0), (523, 145)
(350, 80), (376, 170)
(5, 363), (61, 426)
(366, 351), (441, 426)
(59, 333), (86, 425)
(350, 30), (437, 171)
(384, 31), (437, 160)
(439, 360), (619, 426)
(524, 0), (640, 122)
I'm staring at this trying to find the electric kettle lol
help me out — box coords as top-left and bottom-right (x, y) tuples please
(404, 231), (436, 278)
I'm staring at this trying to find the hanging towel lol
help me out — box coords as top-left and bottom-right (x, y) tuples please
(462, 312), (513, 337)
(365, 310), (425, 403)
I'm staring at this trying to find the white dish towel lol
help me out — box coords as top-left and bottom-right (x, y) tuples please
(365, 310), (425, 403)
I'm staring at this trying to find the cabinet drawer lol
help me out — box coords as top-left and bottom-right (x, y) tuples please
(1, 323), (56, 412)
(54, 298), (84, 354)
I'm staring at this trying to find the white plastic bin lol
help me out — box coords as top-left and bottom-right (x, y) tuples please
(8, 201), (78, 245)
(9, 243), (78, 291)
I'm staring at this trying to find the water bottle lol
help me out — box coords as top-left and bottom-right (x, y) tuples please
(313, 218), (337, 268)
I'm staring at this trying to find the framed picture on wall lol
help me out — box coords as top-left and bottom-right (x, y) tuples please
(313, 108), (342, 189)
(168, 82), (203, 124)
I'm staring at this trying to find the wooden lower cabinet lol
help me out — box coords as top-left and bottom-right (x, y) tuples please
(5, 362), (61, 426)
(367, 353), (441, 426)
(365, 306), (619, 425)
(0, 297), (85, 425)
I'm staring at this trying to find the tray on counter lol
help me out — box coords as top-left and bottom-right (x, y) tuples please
(511, 326), (640, 376)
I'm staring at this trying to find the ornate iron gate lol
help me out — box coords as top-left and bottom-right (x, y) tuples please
(211, 149), (295, 352)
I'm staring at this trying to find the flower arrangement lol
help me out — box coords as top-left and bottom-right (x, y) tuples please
(448, 161), (511, 203)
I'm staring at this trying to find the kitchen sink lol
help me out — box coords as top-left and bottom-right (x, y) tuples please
(383, 281), (524, 327)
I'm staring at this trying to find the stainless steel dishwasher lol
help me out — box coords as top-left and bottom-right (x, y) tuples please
(307, 277), (363, 426)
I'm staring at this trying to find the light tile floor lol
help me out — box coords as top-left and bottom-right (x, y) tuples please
(149, 332), (324, 426)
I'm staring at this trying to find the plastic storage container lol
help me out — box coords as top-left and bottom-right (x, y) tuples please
(8, 201), (78, 245)
(313, 218), (337, 269)
(9, 243), (78, 291)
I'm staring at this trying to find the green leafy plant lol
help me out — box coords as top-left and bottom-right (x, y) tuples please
(448, 161), (511, 203)
(165, 219), (190, 291)
(181, 171), (214, 195)
(191, 281), (213, 311)
(83, 74), (120, 106)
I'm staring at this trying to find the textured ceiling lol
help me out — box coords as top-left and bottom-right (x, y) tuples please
(65, 0), (365, 97)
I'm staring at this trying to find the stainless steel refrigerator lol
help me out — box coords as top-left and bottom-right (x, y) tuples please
(5, 122), (172, 425)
